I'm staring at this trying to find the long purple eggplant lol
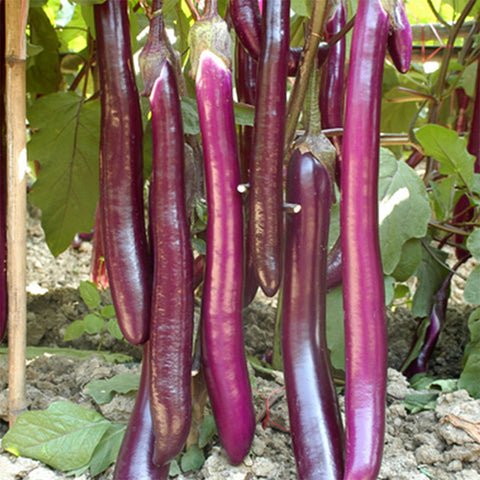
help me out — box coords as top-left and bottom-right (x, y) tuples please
(113, 343), (169, 480)
(248, 0), (289, 297)
(319, 0), (346, 184)
(148, 59), (194, 467)
(195, 48), (255, 465)
(229, 0), (303, 76)
(282, 149), (344, 480)
(0, 0), (7, 342)
(387, 0), (412, 74)
(341, 0), (390, 478)
(235, 42), (258, 306)
(94, 0), (151, 345)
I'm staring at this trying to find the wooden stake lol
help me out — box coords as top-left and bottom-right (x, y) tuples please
(5, 0), (29, 426)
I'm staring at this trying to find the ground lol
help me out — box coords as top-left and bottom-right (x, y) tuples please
(0, 205), (479, 479)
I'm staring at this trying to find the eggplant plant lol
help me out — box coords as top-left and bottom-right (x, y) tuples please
(1, 0), (480, 479)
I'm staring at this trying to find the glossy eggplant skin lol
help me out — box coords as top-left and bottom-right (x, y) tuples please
(319, 0), (346, 184)
(113, 343), (169, 480)
(229, 0), (300, 76)
(196, 50), (255, 465)
(0, 0), (7, 341)
(94, 0), (151, 345)
(320, 0), (346, 132)
(387, 0), (412, 74)
(148, 60), (194, 467)
(340, 0), (390, 478)
(234, 43), (259, 307)
(248, 0), (289, 297)
(282, 149), (344, 480)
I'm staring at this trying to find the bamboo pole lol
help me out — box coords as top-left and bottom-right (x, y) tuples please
(5, 0), (29, 426)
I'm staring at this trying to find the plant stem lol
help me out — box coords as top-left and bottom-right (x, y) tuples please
(284, 0), (329, 152)
(5, 0), (29, 427)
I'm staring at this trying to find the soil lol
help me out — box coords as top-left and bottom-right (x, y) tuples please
(0, 205), (479, 479)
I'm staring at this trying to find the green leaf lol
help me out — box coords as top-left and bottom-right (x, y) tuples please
(378, 149), (431, 275)
(106, 317), (124, 340)
(234, 102), (255, 126)
(198, 415), (217, 449)
(89, 423), (126, 476)
(79, 280), (101, 309)
(390, 238), (423, 282)
(416, 124), (475, 190)
(459, 308), (480, 398)
(101, 304), (116, 318)
(411, 245), (449, 318)
(28, 92), (100, 256)
(83, 313), (104, 335)
(181, 444), (205, 472)
(326, 285), (345, 372)
(84, 373), (140, 404)
(464, 265), (480, 305)
(1, 401), (110, 472)
(429, 175), (457, 222)
(291, 0), (311, 17)
(467, 229), (480, 260)
(192, 237), (206, 255)
(169, 460), (182, 476)
(63, 319), (85, 341)
(26, 8), (62, 95)
(403, 392), (438, 414)
(181, 96), (200, 135)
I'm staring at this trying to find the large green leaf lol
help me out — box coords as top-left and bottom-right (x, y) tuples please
(27, 7), (62, 95)
(464, 266), (480, 305)
(28, 92), (100, 256)
(84, 373), (140, 404)
(89, 423), (126, 477)
(411, 245), (449, 318)
(378, 148), (431, 275)
(416, 124), (475, 190)
(1, 401), (111, 472)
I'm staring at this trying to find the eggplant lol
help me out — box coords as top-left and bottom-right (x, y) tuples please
(340, 0), (391, 477)
(195, 48), (256, 465)
(282, 148), (344, 479)
(94, 0), (151, 345)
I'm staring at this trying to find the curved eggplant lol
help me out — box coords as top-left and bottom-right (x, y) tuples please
(94, 0), (151, 345)
(283, 149), (344, 479)
(248, 0), (289, 297)
(148, 59), (194, 467)
(195, 49), (256, 465)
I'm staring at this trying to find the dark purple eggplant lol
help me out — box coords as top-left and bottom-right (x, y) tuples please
(282, 148), (344, 480)
(148, 58), (194, 467)
(319, 0), (346, 184)
(248, 0), (289, 297)
(387, 0), (412, 73)
(229, 0), (314, 76)
(195, 48), (256, 465)
(340, 0), (390, 477)
(113, 343), (169, 480)
(234, 42), (259, 306)
(94, 0), (151, 345)
(402, 272), (452, 377)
